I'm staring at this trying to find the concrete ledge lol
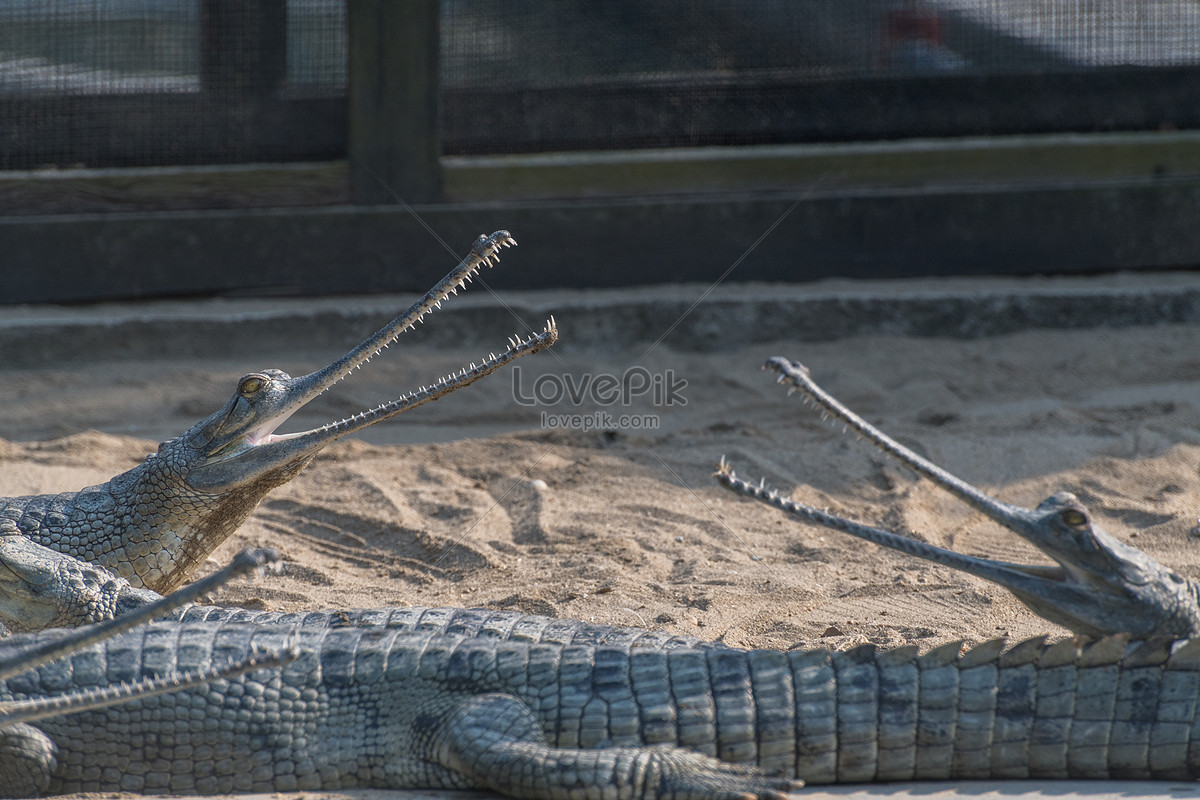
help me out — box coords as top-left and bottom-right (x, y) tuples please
(3, 176), (1200, 304)
(5, 271), (1200, 368)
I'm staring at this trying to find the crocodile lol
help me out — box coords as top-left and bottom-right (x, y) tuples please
(3, 362), (1200, 797)
(5, 602), (1200, 798)
(4, 517), (1200, 797)
(0, 230), (557, 623)
(717, 355), (1200, 640)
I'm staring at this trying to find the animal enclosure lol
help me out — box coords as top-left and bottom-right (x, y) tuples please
(2, 1), (1200, 302)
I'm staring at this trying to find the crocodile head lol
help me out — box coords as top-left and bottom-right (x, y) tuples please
(723, 355), (1200, 641)
(0, 528), (161, 632)
(110, 232), (555, 592)
(978, 490), (1200, 640)
(175, 231), (554, 492)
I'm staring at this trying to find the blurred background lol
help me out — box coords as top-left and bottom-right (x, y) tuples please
(2, 1), (1199, 302)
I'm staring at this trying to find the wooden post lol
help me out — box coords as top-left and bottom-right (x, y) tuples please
(200, 0), (287, 97)
(347, 0), (442, 204)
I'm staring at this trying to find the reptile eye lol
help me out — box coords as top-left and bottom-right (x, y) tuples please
(1060, 508), (1088, 529)
(238, 375), (265, 397)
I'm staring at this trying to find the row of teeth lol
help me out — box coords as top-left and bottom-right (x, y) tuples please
(716, 458), (838, 523)
(381, 233), (515, 348)
(716, 457), (775, 497)
(508, 315), (556, 348)
(332, 233), (516, 385)
(413, 317), (552, 395)
(769, 357), (1018, 523)
(326, 317), (554, 430)
(766, 360), (859, 437)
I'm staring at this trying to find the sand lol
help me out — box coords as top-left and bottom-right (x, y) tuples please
(5, 296), (1200, 800)
(4, 311), (1200, 652)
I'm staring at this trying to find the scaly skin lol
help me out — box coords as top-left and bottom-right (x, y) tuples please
(0, 547), (280, 684)
(717, 356), (1200, 639)
(0, 231), (557, 615)
(8, 336), (1200, 798)
(0, 549), (298, 798)
(5, 617), (1200, 798)
(3, 545), (1199, 799)
(0, 522), (719, 650)
(5, 351), (1200, 799)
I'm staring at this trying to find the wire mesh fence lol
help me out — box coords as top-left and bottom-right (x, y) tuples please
(0, 1), (1197, 168)
(441, 0), (1200, 153)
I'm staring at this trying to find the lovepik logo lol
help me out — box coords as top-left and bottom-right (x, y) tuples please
(511, 366), (687, 408)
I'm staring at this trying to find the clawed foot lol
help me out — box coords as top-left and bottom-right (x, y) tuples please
(653, 749), (804, 800)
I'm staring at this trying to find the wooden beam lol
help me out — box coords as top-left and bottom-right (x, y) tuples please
(5, 176), (1200, 303)
(200, 0), (287, 97)
(347, 0), (441, 204)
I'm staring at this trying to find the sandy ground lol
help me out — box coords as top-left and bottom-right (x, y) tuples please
(4, 299), (1200, 798)
(4, 311), (1200, 650)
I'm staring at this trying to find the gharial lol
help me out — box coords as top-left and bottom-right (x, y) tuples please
(0, 230), (557, 631)
(5, 538), (1200, 798)
(717, 355), (1200, 641)
(6, 358), (1200, 797)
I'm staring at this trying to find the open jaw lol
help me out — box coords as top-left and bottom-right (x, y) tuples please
(186, 231), (558, 489)
(713, 460), (1114, 636)
(233, 319), (557, 456)
(715, 356), (1200, 639)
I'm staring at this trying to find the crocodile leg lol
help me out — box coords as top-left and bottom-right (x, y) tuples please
(6, 622), (1200, 795)
(0, 724), (54, 799)
(0, 520), (160, 633)
(717, 356), (1200, 639)
(426, 692), (800, 800)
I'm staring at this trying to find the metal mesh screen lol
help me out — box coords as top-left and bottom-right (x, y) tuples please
(441, 0), (1200, 153)
(0, 2), (199, 95)
(0, 1), (1198, 169)
(442, 1), (1200, 86)
(0, 0), (345, 169)
(287, 0), (346, 93)
(944, 1), (1200, 67)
